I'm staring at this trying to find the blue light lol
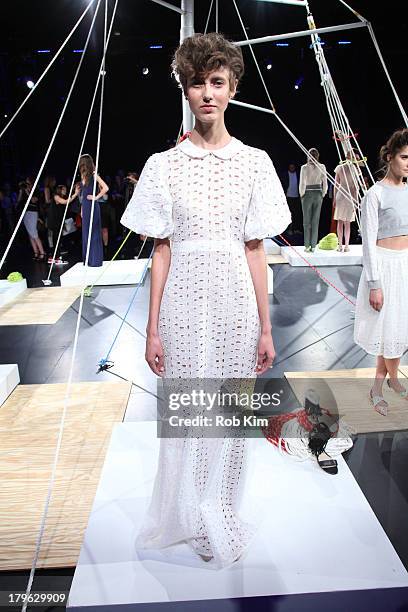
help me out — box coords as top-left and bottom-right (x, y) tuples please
(149, 44), (163, 49)
(275, 43), (289, 47)
(338, 41), (351, 45)
(37, 49), (51, 54)
(73, 49), (84, 53)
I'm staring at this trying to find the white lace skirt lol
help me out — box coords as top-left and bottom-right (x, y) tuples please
(354, 246), (408, 358)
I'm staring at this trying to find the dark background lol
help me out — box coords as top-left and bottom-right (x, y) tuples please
(0, 0), (407, 182)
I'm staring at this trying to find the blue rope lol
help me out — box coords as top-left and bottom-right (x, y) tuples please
(99, 247), (154, 368)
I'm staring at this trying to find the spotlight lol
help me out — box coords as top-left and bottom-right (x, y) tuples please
(275, 42), (289, 47)
(26, 80), (35, 89)
(266, 63), (272, 70)
(338, 41), (351, 45)
(4, 114), (8, 118)
(294, 85), (299, 90)
(149, 44), (163, 49)
(142, 67), (149, 76)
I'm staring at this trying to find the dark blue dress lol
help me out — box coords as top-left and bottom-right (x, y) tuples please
(80, 178), (103, 267)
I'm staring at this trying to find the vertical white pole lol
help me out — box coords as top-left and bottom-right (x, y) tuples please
(181, 0), (194, 133)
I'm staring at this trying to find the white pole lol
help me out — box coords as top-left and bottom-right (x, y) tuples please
(181, 0), (194, 133)
(235, 21), (366, 47)
(151, 0), (184, 14)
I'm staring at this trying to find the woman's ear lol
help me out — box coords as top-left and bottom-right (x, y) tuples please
(230, 79), (238, 99)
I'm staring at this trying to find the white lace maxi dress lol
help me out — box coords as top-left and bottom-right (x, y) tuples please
(121, 137), (291, 568)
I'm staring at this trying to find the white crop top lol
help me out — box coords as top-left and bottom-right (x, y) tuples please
(361, 181), (408, 289)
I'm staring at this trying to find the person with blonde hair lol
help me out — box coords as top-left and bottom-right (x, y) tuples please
(354, 128), (408, 416)
(121, 32), (290, 567)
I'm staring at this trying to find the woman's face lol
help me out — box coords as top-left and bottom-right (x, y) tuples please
(389, 145), (408, 179)
(186, 67), (236, 123)
(61, 186), (67, 196)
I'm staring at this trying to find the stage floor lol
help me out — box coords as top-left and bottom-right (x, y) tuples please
(67, 421), (408, 610)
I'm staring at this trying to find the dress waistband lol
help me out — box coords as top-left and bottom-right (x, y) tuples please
(376, 245), (408, 257)
(171, 239), (245, 253)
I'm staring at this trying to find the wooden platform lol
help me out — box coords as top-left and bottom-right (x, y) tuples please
(285, 367), (408, 434)
(0, 286), (81, 325)
(0, 381), (131, 570)
(266, 254), (287, 265)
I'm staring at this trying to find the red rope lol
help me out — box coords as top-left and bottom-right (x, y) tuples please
(333, 131), (359, 142)
(277, 234), (356, 307)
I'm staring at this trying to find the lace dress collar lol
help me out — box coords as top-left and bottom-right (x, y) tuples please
(177, 136), (244, 160)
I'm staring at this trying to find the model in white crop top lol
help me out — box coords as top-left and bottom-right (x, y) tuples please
(354, 128), (408, 417)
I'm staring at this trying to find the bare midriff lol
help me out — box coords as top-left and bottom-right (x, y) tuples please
(377, 235), (408, 249)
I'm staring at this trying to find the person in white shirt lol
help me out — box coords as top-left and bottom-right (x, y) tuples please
(299, 148), (328, 252)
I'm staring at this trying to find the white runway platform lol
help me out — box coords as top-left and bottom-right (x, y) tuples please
(281, 244), (362, 267)
(68, 421), (408, 611)
(60, 259), (150, 287)
(0, 278), (27, 307)
(0, 364), (19, 407)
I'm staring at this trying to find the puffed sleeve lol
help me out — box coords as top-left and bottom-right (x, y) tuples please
(361, 187), (381, 289)
(120, 153), (173, 238)
(244, 151), (292, 241)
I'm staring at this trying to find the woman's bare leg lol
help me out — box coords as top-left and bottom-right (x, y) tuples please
(337, 220), (344, 248)
(384, 356), (408, 396)
(370, 356), (388, 414)
(344, 221), (351, 248)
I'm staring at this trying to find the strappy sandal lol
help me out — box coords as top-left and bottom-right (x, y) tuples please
(337, 245), (343, 252)
(344, 245), (350, 252)
(308, 422), (338, 475)
(369, 389), (388, 416)
(386, 378), (408, 399)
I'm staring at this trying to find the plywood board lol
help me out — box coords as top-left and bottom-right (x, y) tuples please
(0, 287), (82, 325)
(285, 367), (408, 433)
(0, 381), (131, 570)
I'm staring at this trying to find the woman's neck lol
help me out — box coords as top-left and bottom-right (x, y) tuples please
(381, 170), (405, 187)
(189, 120), (231, 150)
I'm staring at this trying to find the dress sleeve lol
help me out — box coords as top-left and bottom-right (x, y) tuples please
(120, 153), (173, 238)
(244, 151), (292, 241)
(361, 188), (381, 289)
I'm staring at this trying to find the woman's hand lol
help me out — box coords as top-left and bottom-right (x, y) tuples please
(255, 330), (276, 375)
(369, 288), (383, 312)
(86, 194), (97, 201)
(146, 332), (165, 376)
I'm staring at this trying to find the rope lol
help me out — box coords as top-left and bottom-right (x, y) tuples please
(99, 247), (154, 368)
(22, 3), (119, 609)
(277, 233), (356, 306)
(0, 0), (96, 141)
(0, 0), (102, 275)
(84, 230), (136, 295)
(366, 22), (408, 128)
(45, 0), (104, 280)
(204, 0), (214, 34)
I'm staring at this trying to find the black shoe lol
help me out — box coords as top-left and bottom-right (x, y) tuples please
(308, 422), (338, 475)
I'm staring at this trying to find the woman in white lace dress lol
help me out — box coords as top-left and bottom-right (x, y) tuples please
(121, 33), (291, 568)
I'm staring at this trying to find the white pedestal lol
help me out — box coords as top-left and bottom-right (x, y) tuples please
(0, 279), (27, 307)
(281, 244), (362, 267)
(67, 422), (408, 611)
(60, 259), (150, 287)
(264, 238), (281, 255)
(0, 364), (19, 407)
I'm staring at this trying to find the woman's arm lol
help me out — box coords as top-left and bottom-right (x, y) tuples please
(333, 168), (340, 207)
(145, 238), (171, 376)
(91, 174), (109, 200)
(54, 193), (78, 206)
(299, 165), (306, 198)
(245, 239), (275, 374)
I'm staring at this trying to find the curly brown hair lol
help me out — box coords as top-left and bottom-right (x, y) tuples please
(172, 32), (244, 93)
